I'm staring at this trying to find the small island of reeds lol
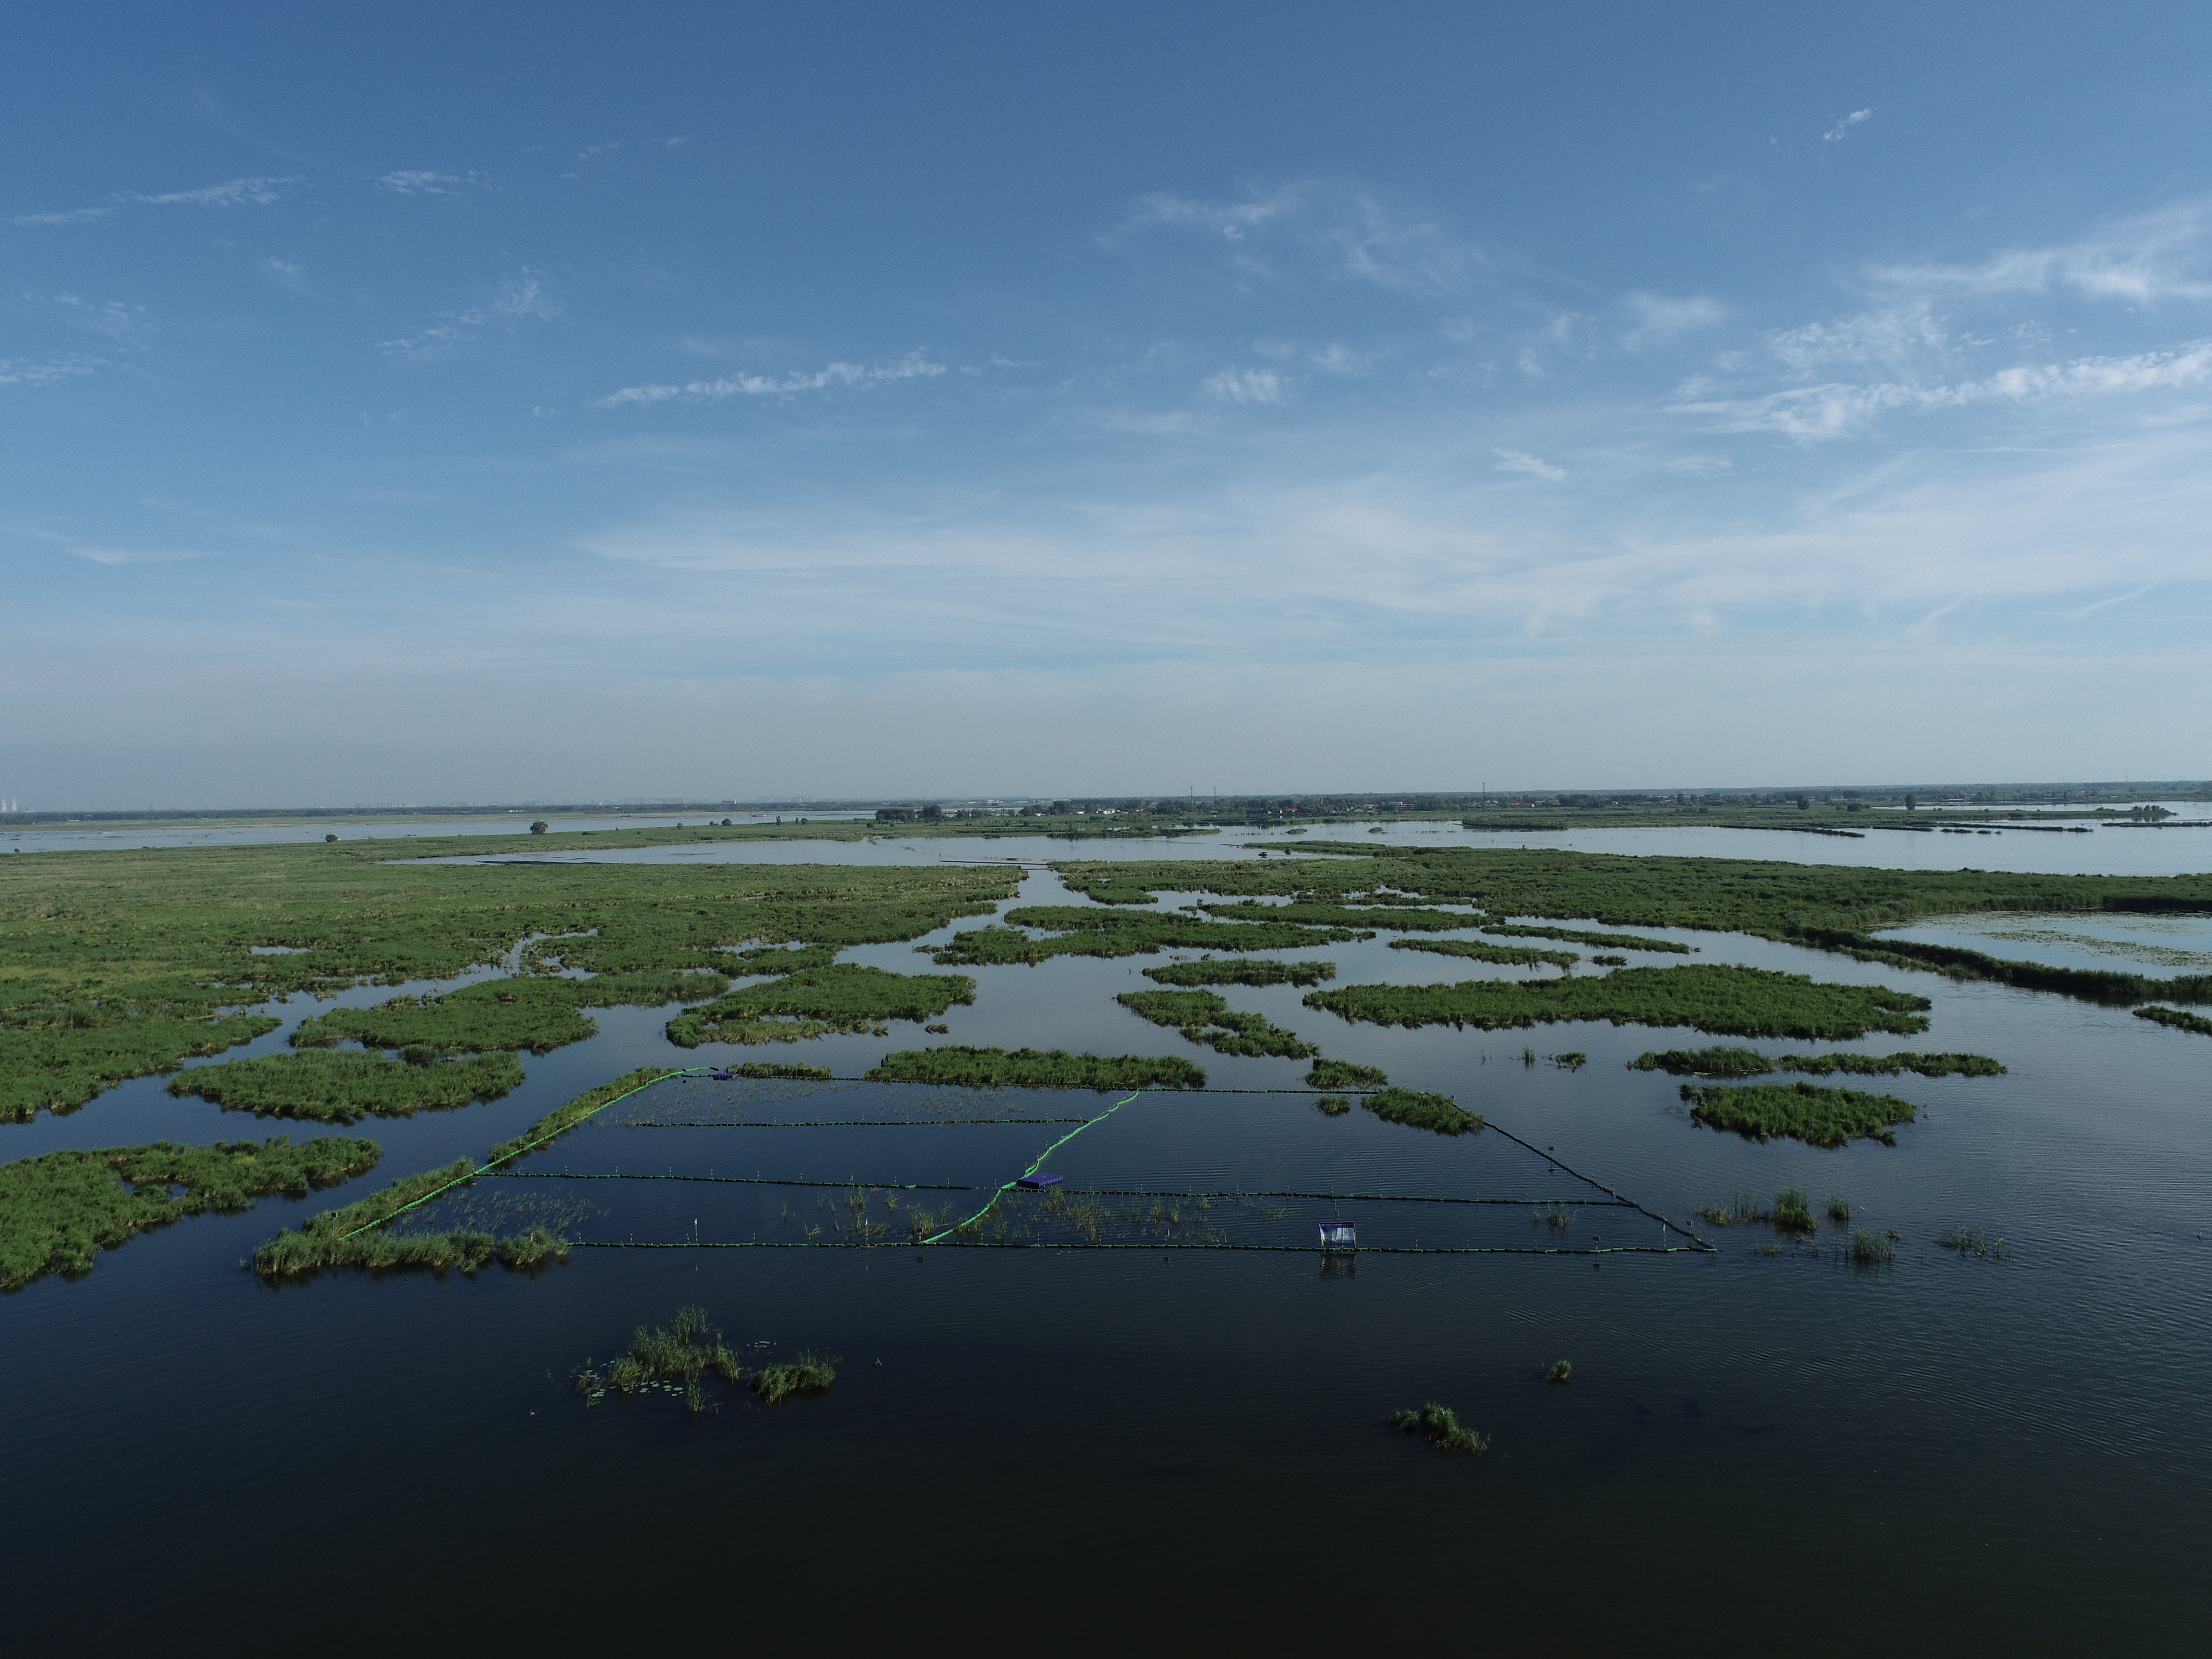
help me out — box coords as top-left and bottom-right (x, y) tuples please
(866, 1046), (1206, 1091)
(1679, 1080), (1920, 1148)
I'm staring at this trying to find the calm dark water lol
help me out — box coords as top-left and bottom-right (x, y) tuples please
(5, 861), (2211, 1653)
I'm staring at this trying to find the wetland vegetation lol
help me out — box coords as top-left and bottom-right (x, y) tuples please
(2133, 1005), (2212, 1037)
(1393, 1401), (1488, 1455)
(1307, 964), (1931, 1040)
(1306, 1058), (1387, 1089)
(1480, 923), (1691, 954)
(1141, 957), (1336, 987)
(1115, 988), (1317, 1058)
(3, 1134), (380, 1291)
(667, 965), (975, 1047)
(1389, 937), (1578, 970)
(866, 1046), (1207, 1091)
(170, 1050), (525, 1122)
(1679, 1081), (1920, 1148)
(930, 905), (1362, 967)
(1362, 1087), (1483, 1136)
(1629, 1046), (2004, 1078)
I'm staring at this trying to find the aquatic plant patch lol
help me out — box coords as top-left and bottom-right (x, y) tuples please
(171, 1049), (524, 1122)
(1141, 957), (1336, 987)
(1389, 938), (1577, 970)
(1679, 1080), (1920, 1148)
(0, 1013), (281, 1124)
(1306, 1058), (1387, 1089)
(1393, 1401), (1488, 1455)
(2134, 1005), (2212, 1037)
(930, 906), (1364, 966)
(3, 1134), (380, 1291)
(1777, 1051), (2005, 1077)
(866, 1046), (1205, 1091)
(1307, 964), (1931, 1041)
(1362, 1087), (1483, 1136)
(1115, 988), (1317, 1058)
(252, 1156), (558, 1277)
(1199, 900), (1468, 931)
(667, 965), (974, 1047)
(1628, 1046), (1774, 1077)
(1480, 923), (1691, 954)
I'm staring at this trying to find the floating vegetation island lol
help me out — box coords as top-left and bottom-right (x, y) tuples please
(1629, 1046), (2005, 1078)
(1115, 988), (1316, 1057)
(171, 1049), (525, 1122)
(866, 1046), (1206, 1091)
(1307, 964), (1933, 1041)
(1141, 957), (1336, 987)
(4, 1135), (380, 1291)
(1679, 1081), (1921, 1148)
(667, 964), (974, 1047)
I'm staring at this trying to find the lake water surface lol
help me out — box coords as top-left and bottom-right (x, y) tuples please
(5, 835), (2210, 1652)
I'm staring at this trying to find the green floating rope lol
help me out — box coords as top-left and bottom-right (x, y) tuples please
(916, 1089), (1142, 1244)
(488, 1171), (971, 1191)
(572, 1239), (1703, 1257)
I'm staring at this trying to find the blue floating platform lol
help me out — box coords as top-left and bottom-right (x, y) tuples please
(1016, 1173), (1062, 1190)
(708, 1071), (738, 1081)
(1318, 1222), (1357, 1247)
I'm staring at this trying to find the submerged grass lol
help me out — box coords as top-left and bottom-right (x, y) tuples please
(3, 1135), (380, 1291)
(576, 1305), (745, 1413)
(1362, 1087), (1483, 1136)
(1308, 963), (1932, 1041)
(249, 1156), (560, 1278)
(1141, 957), (1336, 987)
(1680, 1080), (1919, 1148)
(1938, 1227), (2010, 1259)
(169, 1049), (524, 1122)
(752, 1354), (839, 1404)
(867, 1045), (1206, 1091)
(1393, 1401), (1489, 1455)
(1115, 988), (1317, 1058)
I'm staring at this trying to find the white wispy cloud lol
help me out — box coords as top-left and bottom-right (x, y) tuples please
(1870, 201), (2212, 305)
(1824, 108), (1875, 143)
(1202, 367), (1292, 407)
(0, 355), (103, 387)
(262, 258), (311, 293)
(595, 352), (947, 408)
(12, 175), (298, 226)
(1673, 340), (2212, 440)
(377, 169), (491, 196)
(1116, 179), (1496, 297)
(1494, 449), (1567, 481)
(380, 275), (561, 359)
(1621, 292), (1727, 349)
(25, 292), (151, 342)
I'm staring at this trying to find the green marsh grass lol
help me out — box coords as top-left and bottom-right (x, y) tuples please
(1390, 937), (1577, 970)
(752, 1354), (838, 1404)
(1393, 1402), (1488, 1455)
(1480, 923), (1690, 954)
(1115, 988), (1317, 1058)
(669, 964), (975, 1048)
(1142, 957), (1336, 988)
(1314, 1095), (1351, 1116)
(1305, 1058), (1387, 1089)
(1849, 1229), (1895, 1264)
(1827, 1193), (1851, 1223)
(0, 1013), (281, 1124)
(1629, 1046), (1772, 1077)
(867, 1046), (1206, 1091)
(2, 1135), (379, 1291)
(1938, 1227), (2009, 1259)
(1679, 1080), (1919, 1148)
(252, 1157), (560, 1278)
(2134, 1005), (2212, 1037)
(1778, 1051), (2006, 1077)
(1772, 1188), (1817, 1233)
(576, 1306), (746, 1413)
(170, 1049), (524, 1122)
(1546, 1360), (1572, 1385)
(1308, 964), (1932, 1041)
(1362, 1087), (1483, 1136)
(930, 905), (1365, 968)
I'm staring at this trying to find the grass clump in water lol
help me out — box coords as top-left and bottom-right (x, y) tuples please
(931, 906), (1365, 967)
(1938, 1227), (2009, 1259)
(1827, 1193), (1851, 1223)
(1481, 922), (1691, 954)
(1546, 1360), (1572, 1385)
(577, 1306), (746, 1413)
(1363, 1087), (1483, 1136)
(0, 1013), (282, 1124)
(2134, 1005), (2212, 1037)
(1629, 1046), (1772, 1077)
(252, 1157), (560, 1278)
(169, 1049), (524, 1123)
(1393, 1401), (1489, 1455)
(1389, 937), (1576, 970)
(1849, 1229), (1895, 1264)
(1306, 1058), (1387, 1089)
(1549, 1051), (1586, 1071)
(1778, 1051), (2006, 1077)
(1772, 1188), (1817, 1233)
(669, 964), (975, 1048)
(1314, 1095), (1351, 1116)
(1679, 1081), (1919, 1148)
(867, 1046), (1205, 1091)
(1116, 988), (1317, 1058)
(2, 1135), (380, 1291)
(1142, 957), (1336, 987)
(1308, 964), (1931, 1041)
(752, 1354), (838, 1404)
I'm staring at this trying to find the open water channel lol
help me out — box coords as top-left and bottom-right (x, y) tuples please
(5, 824), (2210, 1651)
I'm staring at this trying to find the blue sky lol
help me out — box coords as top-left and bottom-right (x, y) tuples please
(5, 2), (2211, 807)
